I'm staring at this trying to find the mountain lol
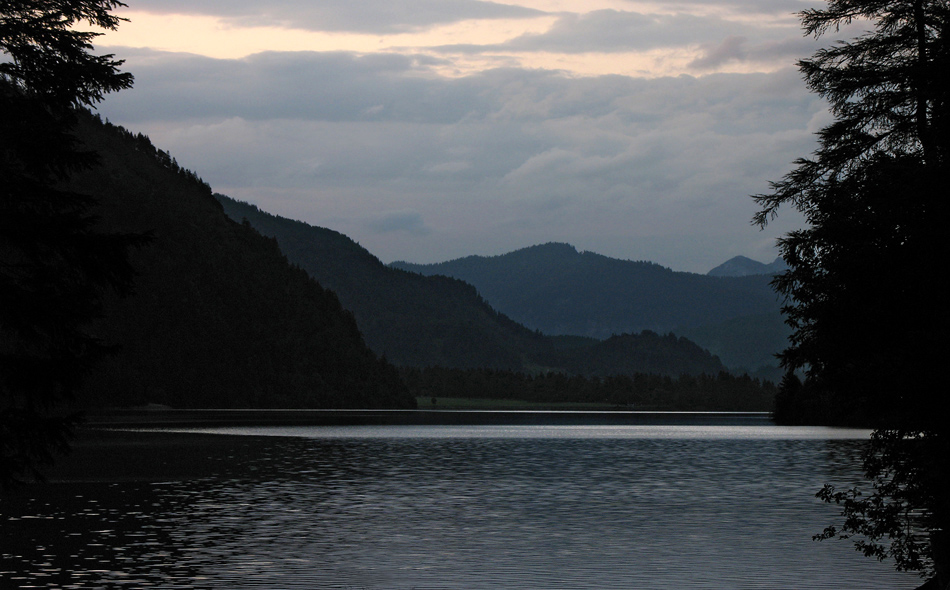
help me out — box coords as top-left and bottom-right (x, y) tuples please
(216, 197), (725, 377)
(707, 255), (789, 277)
(70, 112), (414, 409)
(390, 243), (788, 372)
(216, 195), (548, 371)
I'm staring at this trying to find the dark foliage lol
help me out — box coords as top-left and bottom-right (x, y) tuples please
(402, 366), (776, 411)
(1, 0), (139, 489)
(754, 0), (950, 581)
(3, 0), (415, 492)
(769, 156), (947, 427)
(0, 0), (133, 109)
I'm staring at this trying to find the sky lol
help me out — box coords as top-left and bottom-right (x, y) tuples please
(89, 0), (847, 273)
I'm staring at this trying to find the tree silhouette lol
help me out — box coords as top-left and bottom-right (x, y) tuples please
(1, 1), (141, 489)
(754, 0), (949, 583)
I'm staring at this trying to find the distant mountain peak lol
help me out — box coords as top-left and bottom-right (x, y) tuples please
(707, 256), (788, 277)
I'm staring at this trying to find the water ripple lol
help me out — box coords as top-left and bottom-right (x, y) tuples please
(1, 426), (918, 589)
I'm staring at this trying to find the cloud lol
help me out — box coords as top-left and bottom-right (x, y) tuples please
(102, 50), (489, 124)
(96, 45), (822, 271)
(418, 6), (824, 78)
(688, 35), (821, 71)
(507, 10), (748, 53)
(431, 10), (755, 54)
(659, 0), (810, 14)
(688, 36), (748, 70)
(126, 0), (546, 34)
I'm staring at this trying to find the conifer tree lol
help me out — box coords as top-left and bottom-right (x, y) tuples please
(755, 1), (949, 583)
(1, 1), (140, 489)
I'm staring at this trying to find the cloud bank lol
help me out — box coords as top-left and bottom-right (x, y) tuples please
(93, 0), (834, 272)
(122, 0), (547, 33)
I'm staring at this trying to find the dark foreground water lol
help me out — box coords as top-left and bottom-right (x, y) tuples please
(1, 415), (921, 589)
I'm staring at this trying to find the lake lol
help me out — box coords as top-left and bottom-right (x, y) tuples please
(0, 412), (922, 589)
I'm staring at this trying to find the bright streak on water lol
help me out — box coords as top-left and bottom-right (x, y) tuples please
(154, 423), (873, 440)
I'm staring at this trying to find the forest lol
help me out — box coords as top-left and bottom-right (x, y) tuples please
(403, 367), (776, 411)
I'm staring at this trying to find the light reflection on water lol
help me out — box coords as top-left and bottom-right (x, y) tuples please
(160, 423), (874, 440)
(1, 422), (919, 589)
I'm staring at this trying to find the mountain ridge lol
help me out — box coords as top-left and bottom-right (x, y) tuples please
(390, 243), (787, 374)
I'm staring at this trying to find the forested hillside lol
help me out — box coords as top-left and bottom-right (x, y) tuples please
(71, 112), (415, 409)
(216, 196), (726, 378)
(218, 195), (549, 370)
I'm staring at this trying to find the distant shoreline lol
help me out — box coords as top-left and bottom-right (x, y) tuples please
(82, 408), (772, 429)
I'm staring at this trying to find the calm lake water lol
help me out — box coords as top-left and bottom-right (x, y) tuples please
(1, 413), (922, 589)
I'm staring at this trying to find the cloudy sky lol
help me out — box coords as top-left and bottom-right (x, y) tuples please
(90, 0), (846, 273)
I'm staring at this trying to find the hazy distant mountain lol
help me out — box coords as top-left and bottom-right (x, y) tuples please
(391, 243), (788, 373)
(707, 255), (789, 277)
(70, 113), (414, 409)
(390, 243), (780, 336)
(217, 199), (725, 377)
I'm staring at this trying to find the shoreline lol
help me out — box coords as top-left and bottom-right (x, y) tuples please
(82, 407), (773, 428)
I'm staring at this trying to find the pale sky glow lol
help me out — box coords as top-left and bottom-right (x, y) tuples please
(86, 0), (836, 272)
(99, 4), (804, 77)
(101, 12), (564, 63)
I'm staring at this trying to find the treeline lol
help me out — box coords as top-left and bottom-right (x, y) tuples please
(401, 367), (777, 411)
(95, 114), (214, 196)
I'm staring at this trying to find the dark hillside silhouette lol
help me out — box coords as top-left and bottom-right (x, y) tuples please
(218, 196), (548, 370)
(391, 243), (785, 371)
(70, 114), (414, 410)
